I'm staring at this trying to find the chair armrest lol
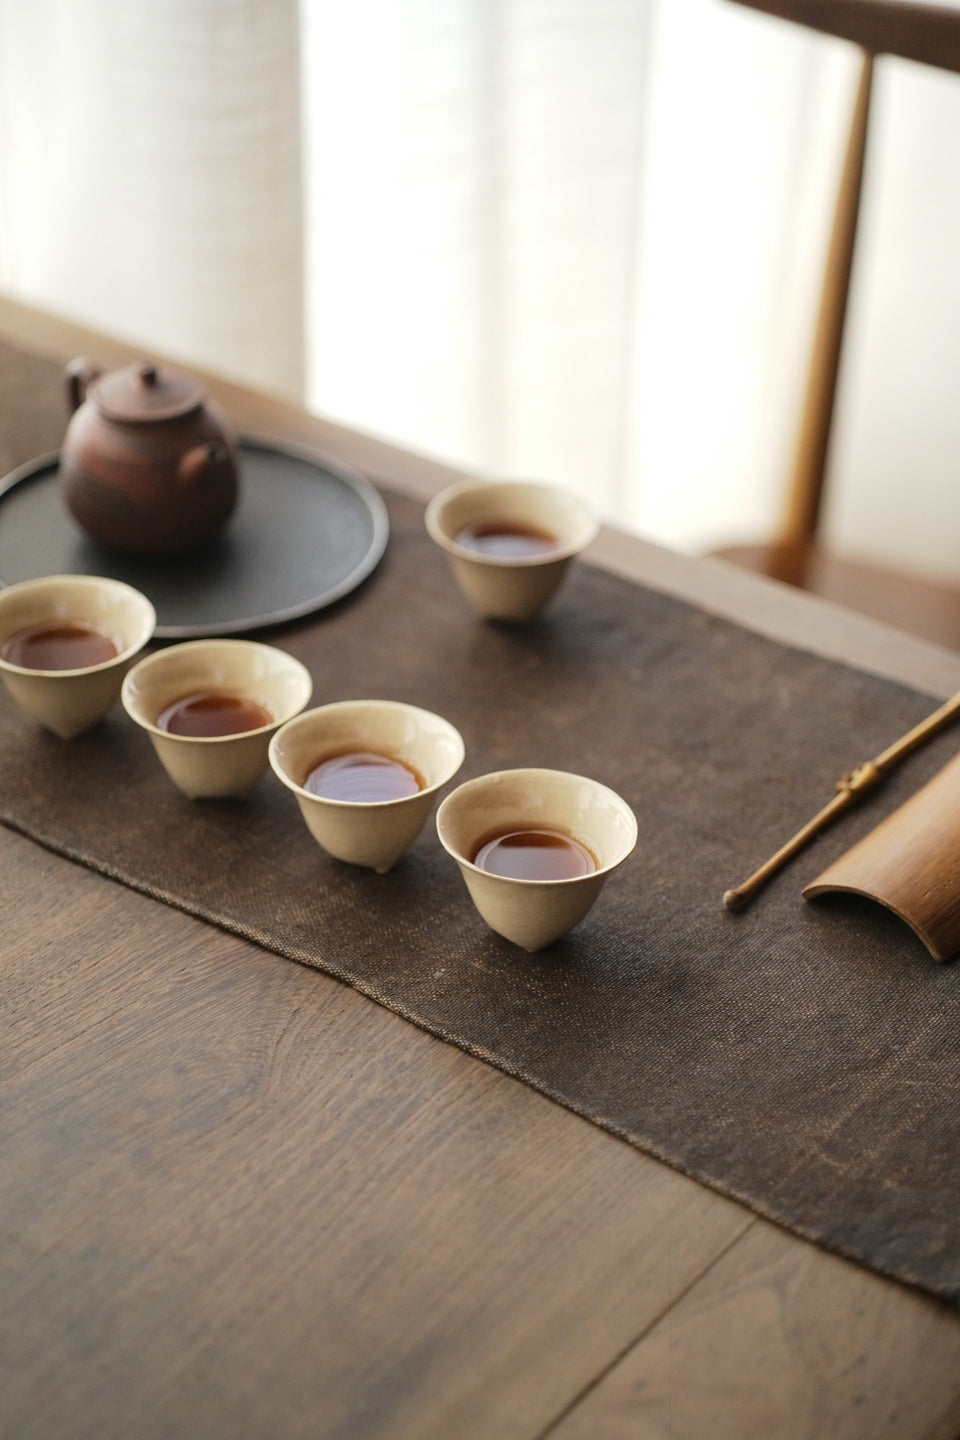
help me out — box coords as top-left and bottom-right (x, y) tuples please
(727, 0), (960, 74)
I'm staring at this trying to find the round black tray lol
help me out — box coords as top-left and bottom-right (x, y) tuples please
(0, 436), (389, 638)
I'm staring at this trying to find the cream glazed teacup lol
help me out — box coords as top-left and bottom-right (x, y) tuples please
(436, 767), (637, 951)
(269, 698), (465, 872)
(122, 638), (313, 798)
(0, 573), (156, 738)
(424, 479), (599, 622)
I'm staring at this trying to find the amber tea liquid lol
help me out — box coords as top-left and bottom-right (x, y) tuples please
(156, 691), (273, 738)
(472, 828), (597, 881)
(454, 520), (560, 559)
(1, 622), (119, 671)
(303, 750), (424, 803)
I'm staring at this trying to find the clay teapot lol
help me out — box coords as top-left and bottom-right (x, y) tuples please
(61, 357), (240, 556)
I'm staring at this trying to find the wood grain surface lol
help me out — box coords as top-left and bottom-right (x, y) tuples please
(1, 823), (751, 1440)
(549, 1221), (960, 1440)
(3, 296), (960, 1439)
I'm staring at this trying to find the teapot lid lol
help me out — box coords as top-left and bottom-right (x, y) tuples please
(92, 361), (205, 424)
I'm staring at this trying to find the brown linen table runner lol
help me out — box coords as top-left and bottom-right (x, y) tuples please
(2, 342), (960, 1310)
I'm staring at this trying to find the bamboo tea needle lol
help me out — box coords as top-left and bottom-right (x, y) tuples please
(723, 686), (960, 912)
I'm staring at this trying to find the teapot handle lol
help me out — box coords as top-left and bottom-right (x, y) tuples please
(178, 441), (230, 488)
(65, 357), (102, 414)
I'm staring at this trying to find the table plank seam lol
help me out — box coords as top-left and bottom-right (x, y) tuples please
(531, 1216), (759, 1440)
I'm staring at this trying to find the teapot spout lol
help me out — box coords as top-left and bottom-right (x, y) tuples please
(178, 441), (230, 488)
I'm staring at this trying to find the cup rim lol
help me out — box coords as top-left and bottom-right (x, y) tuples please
(0, 574), (156, 677)
(121, 637), (313, 744)
(436, 766), (638, 884)
(424, 480), (599, 568)
(269, 698), (466, 806)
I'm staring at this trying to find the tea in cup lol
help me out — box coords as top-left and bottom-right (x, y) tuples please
(436, 767), (637, 950)
(425, 479), (598, 622)
(122, 638), (312, 798)
(0, 574), (156, 738)
(269, 699), (465, 872)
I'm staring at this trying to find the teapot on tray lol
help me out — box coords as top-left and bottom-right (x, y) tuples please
(61, 357), (240, 556)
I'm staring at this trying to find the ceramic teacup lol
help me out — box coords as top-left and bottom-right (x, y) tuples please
(424, 479), (599, 622)
(436, 767), (637, 951)
(0, 574), (156, 738)
(122, 638), (312, 798)
(269, 699), (466, 872)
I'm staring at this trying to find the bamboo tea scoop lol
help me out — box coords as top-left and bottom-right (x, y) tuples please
(723, 687), (960, 912)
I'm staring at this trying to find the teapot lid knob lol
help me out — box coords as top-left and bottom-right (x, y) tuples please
(92, 359), (206, 423)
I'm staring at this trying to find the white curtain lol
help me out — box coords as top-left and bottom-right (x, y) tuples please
(2, 0), (959, 576)
(0, 0), (305, 396)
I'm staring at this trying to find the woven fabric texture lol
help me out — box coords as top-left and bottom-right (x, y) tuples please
(2, 340), (959, 1309)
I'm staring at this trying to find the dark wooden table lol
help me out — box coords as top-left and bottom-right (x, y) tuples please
(3, 296), (960, 1440)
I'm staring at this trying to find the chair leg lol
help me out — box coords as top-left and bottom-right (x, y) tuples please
(780, 49), (874, 548)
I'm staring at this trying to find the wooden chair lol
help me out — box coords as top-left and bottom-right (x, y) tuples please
(712, 0), (960, 648)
